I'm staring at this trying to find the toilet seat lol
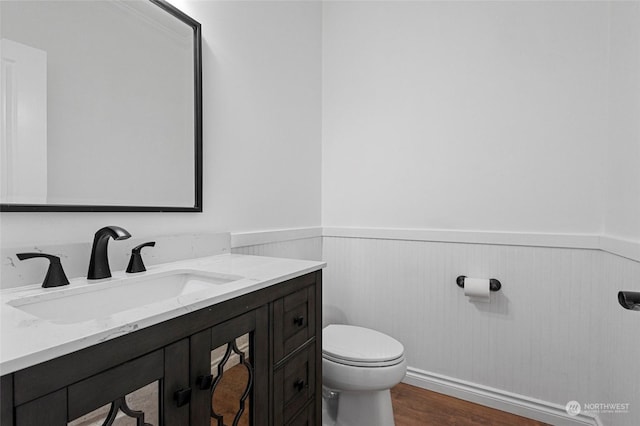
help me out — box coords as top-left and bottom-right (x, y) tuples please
(322, 325), (405, 367)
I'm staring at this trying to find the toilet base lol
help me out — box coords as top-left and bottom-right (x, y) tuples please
(325, 389), (395, 426)
(322, 392), (337, 426)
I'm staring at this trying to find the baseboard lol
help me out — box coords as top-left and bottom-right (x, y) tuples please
(403, 367), (602, 426)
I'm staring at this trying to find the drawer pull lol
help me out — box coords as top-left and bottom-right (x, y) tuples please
(293, 378), (306, 392)
(196, 374), (214, 390)
(293, 316), (304, 327)
(174, 388), (192, 407)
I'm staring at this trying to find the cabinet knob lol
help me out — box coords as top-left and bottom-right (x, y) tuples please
(293, 378), (305, 392)
(196, 374), (214, 390)
(174, 387), (192, 407)
(293, 316), (304, 327)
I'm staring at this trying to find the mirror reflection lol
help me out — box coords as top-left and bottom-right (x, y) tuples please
(0, 0), (200, 210)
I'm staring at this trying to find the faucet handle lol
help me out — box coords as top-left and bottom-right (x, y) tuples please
(16, 253), (70, 288)
(126, 242), (155, 273)
(132, 241), (156, 254)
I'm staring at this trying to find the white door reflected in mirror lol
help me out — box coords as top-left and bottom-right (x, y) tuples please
(0, 39), (47, 204)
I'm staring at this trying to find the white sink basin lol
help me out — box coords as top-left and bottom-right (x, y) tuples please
(7, 270), (243, 324)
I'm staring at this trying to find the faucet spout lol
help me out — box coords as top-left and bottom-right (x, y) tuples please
(87, 226), (131, 280)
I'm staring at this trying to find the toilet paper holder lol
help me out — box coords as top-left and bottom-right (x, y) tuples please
(456, 276), (501, 292)
(618, 291), (640, 311)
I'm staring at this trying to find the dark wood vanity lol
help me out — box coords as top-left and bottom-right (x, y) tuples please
(0, 271), (322, 426)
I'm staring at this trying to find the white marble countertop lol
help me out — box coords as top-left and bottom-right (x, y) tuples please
(0, 253), (325, 375)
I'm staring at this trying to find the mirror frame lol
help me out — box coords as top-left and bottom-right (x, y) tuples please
(0, 0), (203, 213)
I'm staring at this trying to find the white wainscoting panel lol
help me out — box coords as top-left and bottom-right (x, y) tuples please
(322, 236), (640, 426)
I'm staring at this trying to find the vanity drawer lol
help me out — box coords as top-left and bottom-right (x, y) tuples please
(273, 342), (316, 425)
(273, 284), (316, 362)
(287, 400), (316, 426)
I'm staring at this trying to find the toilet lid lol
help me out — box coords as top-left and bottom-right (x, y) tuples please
(322, 325), (405, 367)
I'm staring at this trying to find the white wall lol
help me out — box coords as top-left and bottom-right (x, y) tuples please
(322, 1), (609, 234)
(605, 2), (640, 244)
(0, 1), (322, 247)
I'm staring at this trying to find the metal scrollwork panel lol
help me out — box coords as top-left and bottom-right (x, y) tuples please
(68, 382), (159, 426)
(210, 334), (253, 426)
(101, 397), (152, 426)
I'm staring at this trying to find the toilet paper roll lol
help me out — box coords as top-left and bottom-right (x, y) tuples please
(464, 277), (490, 303)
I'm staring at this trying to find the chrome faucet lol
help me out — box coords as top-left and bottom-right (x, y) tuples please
(87, 226), (131, 280)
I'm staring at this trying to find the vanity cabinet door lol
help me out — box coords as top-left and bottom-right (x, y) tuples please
(1, 375), (13, 425)
(13, 343), (189, 426)
(190, 306), (269, 426)
(66, 349), (165, 425)
(14, 389), (66, 426)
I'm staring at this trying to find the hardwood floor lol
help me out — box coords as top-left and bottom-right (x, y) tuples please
(391, 383), (549, 426)
(216, 364), (548, 425)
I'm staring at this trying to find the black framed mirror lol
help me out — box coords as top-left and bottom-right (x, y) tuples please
(0, 0), (202, 212)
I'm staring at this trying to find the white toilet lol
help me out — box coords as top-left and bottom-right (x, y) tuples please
(322, 324), (407, 426)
